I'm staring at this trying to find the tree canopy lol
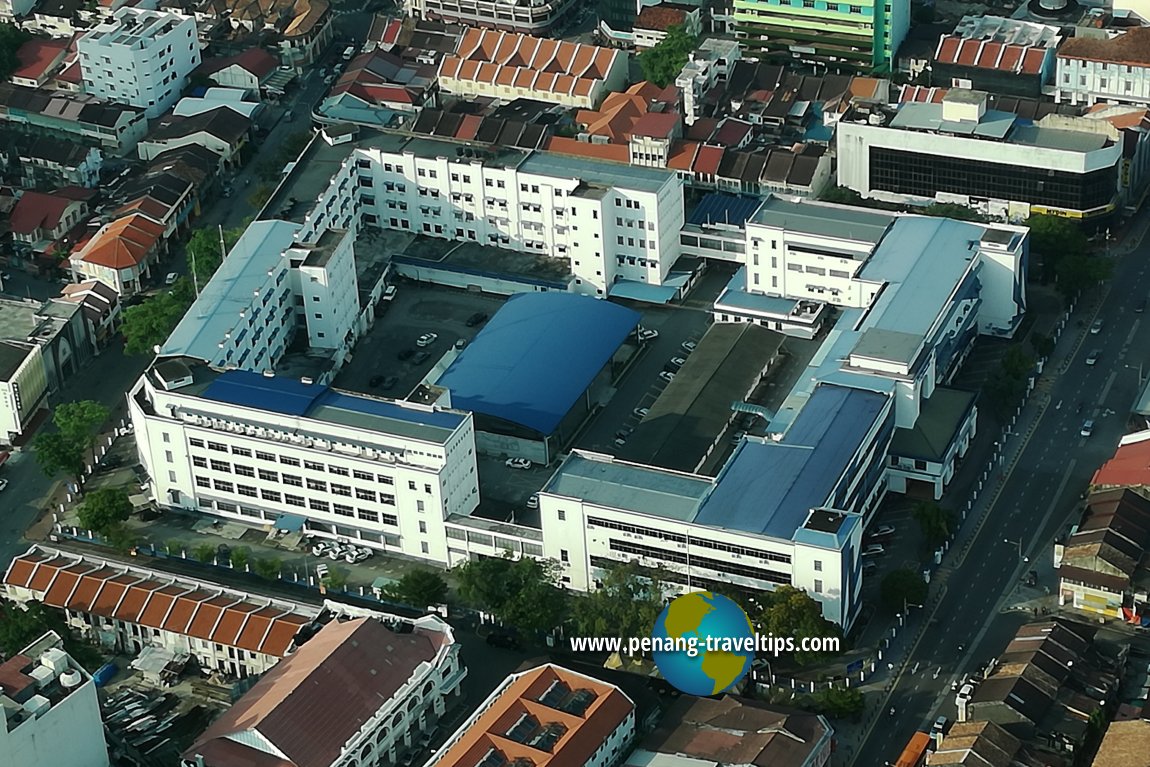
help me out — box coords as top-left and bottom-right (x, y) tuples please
(186, 226), (244, 286)
(78, 487), (132, 536)
(0, 598), (102, 671)
(121, 279), (195, 355)
(638, 25), (698, 88)
(385, 570), (449, 607)
(571, 560), (668, 648)
(33, 431), (86, 483)
(454, 554), (568, 634)
(0, 24), (31, 81)
(33, 400), (109, 483)
(921, 203), (986, 222)
(750, 586), (842, 666)
(880, 568), (928, 612)
(55, 401), (108, 451)
(1024, 215), (1110, 300)
(911, 500), (954, 550)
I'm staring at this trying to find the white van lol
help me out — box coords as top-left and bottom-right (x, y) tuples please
(342, 46), (356, 60)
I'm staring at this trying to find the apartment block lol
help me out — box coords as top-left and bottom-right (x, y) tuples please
(404, 0), (577, 35)
(78, 8), (201, 118)
(1055, 28), (1150, 107)
(0, 630), (108, 767)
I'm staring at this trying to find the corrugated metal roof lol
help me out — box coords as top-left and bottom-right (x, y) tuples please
(686, 193), (763, 228)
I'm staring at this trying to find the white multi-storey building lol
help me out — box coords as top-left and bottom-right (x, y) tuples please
(1055, 28), (1150, 107)
(352, 133), (685, 297)
(0, 631), (108, 767)
(675, 38), (742, 125)
(129, 359), (479, 558)
(78, 8), (201, 119)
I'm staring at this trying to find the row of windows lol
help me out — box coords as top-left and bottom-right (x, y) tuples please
(586, 517), (791, 563)
(188, 441), (401, 484)
(602, 540), (792, 585)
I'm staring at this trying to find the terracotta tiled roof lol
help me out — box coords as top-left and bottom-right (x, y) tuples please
(76, 214), (164, 270)
(936, 35), (1049, 75)
(12, 39), (69, 82)
(899, 84), (949, 103)
(2, 548), (310, 658)
(544, 136), (630, 163)
(186, 618), (446, 767)
(635, 4), (687, 31)
(439, 28), (619, 102)
(1060, 27), (1150, 67)
(234, 47), (279, 78)
(433, 664), (634, 767)
(692, 144), (724, 175)
(9, 190), (87, 236)
(1093, 438), (1150, 487)
(1087, 103), (1150, 130)
(630, 110), (680, 139)
(667, 140), (700, 170)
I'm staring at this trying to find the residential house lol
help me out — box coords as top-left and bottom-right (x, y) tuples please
(195, 0), (334, 73)
(403, 0), (576, 36)
(1091, 719), (1150, 767)
(314, 48), (436, 126)
(25, 0), (87, 38)
(172, 87), (262, 120)
(437, 29), (628, 109)
(70, 213), (166, 294)
(633, 3), (702, 49)
(146, 144), (223, 195)
(0, 0), (36, 22)
(136, 107), (251, 167)
(59, 280), (120, 345)
(428, 663), (635, 767)
(11, 39), (70, 88)
(928, 720), (1069, 767)
(364, 14), (402, 53)
(115, 168), (198, 240)
(0, 85), (148, 156)
(9, 187), (93, 264)
(1092, 430), (1150, 494)
(629, 110), (682, 168)
(675, 37), (742, 126)
(184, 612), (465, 767)
(3, 546), (314, 677)
(932, 16), (1061, 98)
(196, 47), (279, 94)
(626, 694), (832, 767)
(576, 80), (670, 143)
(1056, 488), (1150, 620)
(0, 131), (102, 189)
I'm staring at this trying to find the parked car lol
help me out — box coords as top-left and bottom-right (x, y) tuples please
(681, 340), (697, 353)
(164, 272), (179, 286)
(412, 351), (431, 364)
(381, 376), (398, 390)
(465, 311), (489, 327)
(505, 457), (532, 469)
(454, 338), (467, 350)
(526, 494), (539, 509)
(100, 454), (124, 469)
(1080, 419), (1094, 437)
(637, 328), (658, 341)
(633, 407), (650, 419)
(868, 525), (896, 539)
(0, 478), (9, 492)
(730, 431), (747, 445)
(1090, 319), (1104, 335)
(861, 561), (878, 575)
(955, 683), (975, 705)
(311, 541), (335, 557)
(658, 371), (675, 383)
(669, 356), (686, 368)
(397, 348), (415, 361)
(416, 332), (438, 347)
(1138, 299), (1146, 314)
(383, 285), (397, 301)
(862, 544), (885, 557)
(369, 375), (384, 387)
(344, 548), (371, 564)
(486, 629), (520, 650)
(931, 716), (949, 738)
(1085, 349), (1101, 366)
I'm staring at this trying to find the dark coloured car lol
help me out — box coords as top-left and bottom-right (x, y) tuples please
(101, 454), (124, 469)
(397, 348), (415, 361)
(412, 351), (431, 364)
(486, 630), (520, 650)
(465, 311), (489, 327)
(369, 375), (384, 387)
(381, 376), (399, 390)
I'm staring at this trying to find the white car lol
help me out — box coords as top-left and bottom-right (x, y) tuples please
(637, 328), (659, 341)
(633, 407), (650, 419)
(1090, 319), (1104, 335)
(416, 332), (438, 347)
(955, 683), (974, 705)
(669, 356), (687, 368)
(344, 548), (371, 564)
(383, 285), (397, 301)
(681, 340), (697, 353)
(526, 494), (539, 509)
(505, 457), (532, 470)
(658, 371), (675, 383)
(0, 478), (8, 492)
(164, 272), (179, 286)
(869, 525), (896, 538)
(315, 563), (330, 579)
(1080, 419), (1095, 438)
(862, 544), (885, 557)
(311, 541), (335, 557)
(1086, 349), (1101, 366)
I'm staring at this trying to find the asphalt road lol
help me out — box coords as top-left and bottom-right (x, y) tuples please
(857, 240), (1150, 764)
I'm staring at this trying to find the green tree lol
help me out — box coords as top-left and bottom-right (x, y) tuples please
(77, 487), (132, 535)
(921, 203), (986, 222)
(1002, 345), (1035, 380)
(166, 538), (184, 556)
(819, 186), (864, 205)
(33, 431), (86, 483)
(55, 401), (109, 450)
(0, 598), (102, 671)
(1030, 332), (1055, 359)
(253, 557), (282, 579)
(385, 570), (449, 607)
(192, 544), (216, 563)
(815, 686), (865, 718)
(752, 586), (842, 666)
(104, 524), (140, 554)
(911, 500), (954, 550)
(638, 24), (698, 87)
(0, 24), (31, 80)
(571, 560), (668, 650)
(230, 546), (250, 570)
(248, 185), (273, 211)
(455, 554), (568, 634)
(186, 226), (243, 285)
(321, 567), (348, 590)
(880, 568), (928, 612)
(1056, 251), (1112, 301)
(121, 283), (195, 355)
(1026, 215), (1088, 283)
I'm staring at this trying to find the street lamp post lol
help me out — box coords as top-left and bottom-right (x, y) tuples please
(1004, 538), (1027, 561)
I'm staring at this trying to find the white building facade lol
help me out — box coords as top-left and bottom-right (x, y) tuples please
(1055, 29), (1150, 107)
(0, 341), (48, 446)
(0, 632), (109, 767)
(78, 8), (201, 119)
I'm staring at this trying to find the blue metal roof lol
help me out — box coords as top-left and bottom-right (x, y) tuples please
(696, 385), (887, 540)
(201, 370), (327, 416)
(438, 293), (641, 434)
(687, 193), (763, 228)
(313, 391), (465, 430)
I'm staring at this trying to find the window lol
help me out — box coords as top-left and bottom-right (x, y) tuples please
(192, 456), (207, 468)
(231, 446), (251, 457)
(561, 549), (569, 563)
(258, 469), (278, 482)
(421, 542), (429, 554)
(306, 479), (327, 491)
(280, 456), (300, 467)
(235, 465), (255, 478)
(359, 509), (380, 522)
(256, 450), (275, 461)
(213, 480), (234, 493)
(309, 498), (330, 512)
(424, 483), (432, 494)
(381, 493), (396, 505)
(329, 465), (349, 476)
(408, 480), (417, 491)
(261, 489), (281, 502)
(417, 500), (425, 513)
(162, 432), (170, 443)
(189, 438), (205, 448)
(353, 470), (373, 481)
(165, 450), (173, 463)
(284, 494), (305, 507)
(334, 503), (354, 517)
(419, 521), (427, 534)
(356, 488), (377, 502)
(210, 460), (230, 472)
(331, 483), (352, 496)
(195, 476), (211, 488)
(814, 560), (822, 572)
(208, 441), (227, 452)
(378, 475), (394, 485)
(304, 460), (324, 471)
(813, 579), (823, 593)
(237, 484), (258, 498)
(282, 474), (303, 487)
